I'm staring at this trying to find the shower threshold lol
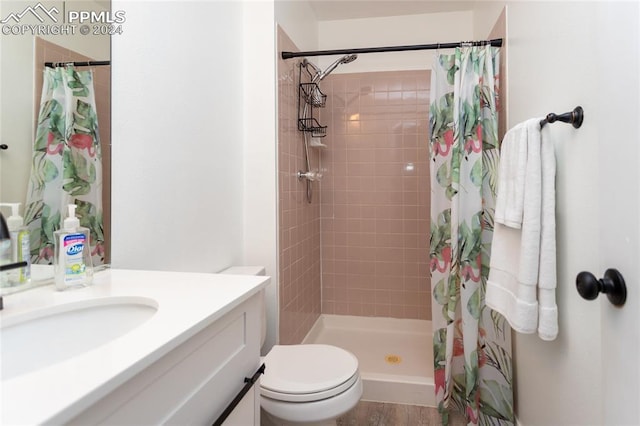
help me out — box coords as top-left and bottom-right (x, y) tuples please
(302, 314), (435, 407)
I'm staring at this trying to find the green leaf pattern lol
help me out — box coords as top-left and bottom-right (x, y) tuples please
(430, 46), (513, 425)
(24, 66), (104, 266)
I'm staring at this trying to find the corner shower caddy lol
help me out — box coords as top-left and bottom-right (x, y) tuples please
(297, 63), (327, 139)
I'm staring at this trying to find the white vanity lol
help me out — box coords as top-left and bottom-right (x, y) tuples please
(0, 269), (269, 425)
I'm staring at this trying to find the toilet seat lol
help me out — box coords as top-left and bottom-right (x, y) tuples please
(261, 371), (359, 402)
(260, 344), (360, 403)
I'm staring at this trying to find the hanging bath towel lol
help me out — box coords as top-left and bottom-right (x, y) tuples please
(486, 118), (558, 340)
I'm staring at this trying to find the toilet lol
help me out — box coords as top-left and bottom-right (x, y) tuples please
(220, 267), (363, 425)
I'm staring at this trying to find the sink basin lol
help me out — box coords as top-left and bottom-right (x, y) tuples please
(1, 297), (158, 380)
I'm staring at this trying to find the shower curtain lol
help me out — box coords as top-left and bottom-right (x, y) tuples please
(429, 45), (513, 425)
(25, 66), (104, 266)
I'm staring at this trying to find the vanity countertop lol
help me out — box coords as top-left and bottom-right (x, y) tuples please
(0, 268), (269, 425)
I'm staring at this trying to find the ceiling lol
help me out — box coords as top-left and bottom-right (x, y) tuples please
(307, 0), (477, 21)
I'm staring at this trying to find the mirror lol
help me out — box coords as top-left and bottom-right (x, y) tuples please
(0, 0), (111, 286)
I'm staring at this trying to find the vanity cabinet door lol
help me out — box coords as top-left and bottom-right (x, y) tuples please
(222, 385), (260, 425)
(68, 294), (262, 425)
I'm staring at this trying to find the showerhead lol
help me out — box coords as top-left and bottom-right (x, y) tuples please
(311, 54), (358, 83)
(340, 54), (358, 64)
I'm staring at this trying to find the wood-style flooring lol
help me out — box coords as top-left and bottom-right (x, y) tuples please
(337, 401), (467, 426)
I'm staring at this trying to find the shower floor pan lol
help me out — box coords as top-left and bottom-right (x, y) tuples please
(303, 314), (434, 407)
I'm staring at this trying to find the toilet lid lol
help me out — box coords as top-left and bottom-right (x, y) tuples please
(260, 344), (359, 402)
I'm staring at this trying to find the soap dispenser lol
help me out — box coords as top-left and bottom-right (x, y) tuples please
(53, 204), (93, 290)
(0, 203), (31, 284)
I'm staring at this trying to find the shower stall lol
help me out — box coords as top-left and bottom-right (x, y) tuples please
(277, 25), (433, 406)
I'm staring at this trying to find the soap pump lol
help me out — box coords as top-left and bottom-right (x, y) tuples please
(53, 204), (93, 290)
(0, 203), (30, 284)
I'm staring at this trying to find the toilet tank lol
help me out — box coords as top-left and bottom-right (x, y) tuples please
(219, 266), (267, 347)
(220, 266), (266, 276)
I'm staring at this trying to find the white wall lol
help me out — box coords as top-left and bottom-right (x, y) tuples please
(112, 0), (280, 354)
(0, 19), (35, 207)
(243, 0), (278, 353)
(317, 11), (473, 73)
(472, 1), (506, 40)
(275, 0), (318, 52)
(111, 1), (244, 273)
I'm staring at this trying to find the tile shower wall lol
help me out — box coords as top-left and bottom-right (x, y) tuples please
(277, 27), (322, 345)
(319, 71), (431, 320)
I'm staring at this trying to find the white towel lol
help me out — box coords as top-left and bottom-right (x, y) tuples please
(486, 118), (558, 340)
(537, 124), (558, 340)
(495, 122), (528, 229)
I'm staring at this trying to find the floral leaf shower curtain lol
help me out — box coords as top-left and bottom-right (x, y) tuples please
(429, 45), (513, 425)
(25, 66), (104, 266)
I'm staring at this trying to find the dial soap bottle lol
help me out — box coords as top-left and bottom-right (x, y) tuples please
(54, 204), (93, 290)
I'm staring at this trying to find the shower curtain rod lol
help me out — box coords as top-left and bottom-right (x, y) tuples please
(281, 38), (503, 60)
(44, 60), (110, 68)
